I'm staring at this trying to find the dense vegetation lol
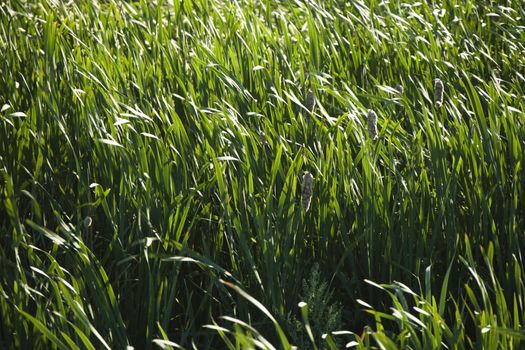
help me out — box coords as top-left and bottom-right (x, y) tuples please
(1, 0), (525, 348)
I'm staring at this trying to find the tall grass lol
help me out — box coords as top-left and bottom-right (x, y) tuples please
(1, 0), (524, 348)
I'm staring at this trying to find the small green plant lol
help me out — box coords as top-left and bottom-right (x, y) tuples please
(285, 263), (343, 348)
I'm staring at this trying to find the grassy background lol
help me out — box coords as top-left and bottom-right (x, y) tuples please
(1, 0), (525, 348)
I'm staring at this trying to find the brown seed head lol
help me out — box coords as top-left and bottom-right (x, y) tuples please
(434, 79), (444, 107)
(305, 89), (316, 113)
(301, 171), (314, 212)
(367, 109), (378, 140)
(83, 216), (92, 228)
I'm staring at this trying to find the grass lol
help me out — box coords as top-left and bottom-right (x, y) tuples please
(1, 0), (524, 348)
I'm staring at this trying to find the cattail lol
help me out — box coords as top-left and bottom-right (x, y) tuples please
(258, 131), (268, 145)
(305, 89), (316, 112)
(83, 216), (92, 228)
(304, 89), (316, 123)
(301, 171), (314, 212)
(434, 78), (444, 107)
(395, 84), (404, 94)
(367, 109), (378, 140)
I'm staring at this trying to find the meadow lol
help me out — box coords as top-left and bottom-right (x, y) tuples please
(1, 0), (525, 348)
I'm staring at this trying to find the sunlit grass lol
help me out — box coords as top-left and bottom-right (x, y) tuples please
(1, 0), (524, 348)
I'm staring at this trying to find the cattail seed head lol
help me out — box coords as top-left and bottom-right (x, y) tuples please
(434, 78), (444, 107)
(258, 131), (268, 145)
(83, 216), (92, 228)
(301, 171), (314, 212)
(305, 89), (316, 113)
(304, 89), (316, 124)
(367, 109), (378, 140)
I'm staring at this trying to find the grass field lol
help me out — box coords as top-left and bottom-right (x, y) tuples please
(1, 0), (525, 348)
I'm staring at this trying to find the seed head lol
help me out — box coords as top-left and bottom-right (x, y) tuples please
(434, 78), (444, 107)
(258, 131), (268, 145)
(83, 216), (92, 228)
(301, 171), (314, 212)
(304, 89), (316, 124)
(305, 89), (316, 112)
(367, 109), (378, 140)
